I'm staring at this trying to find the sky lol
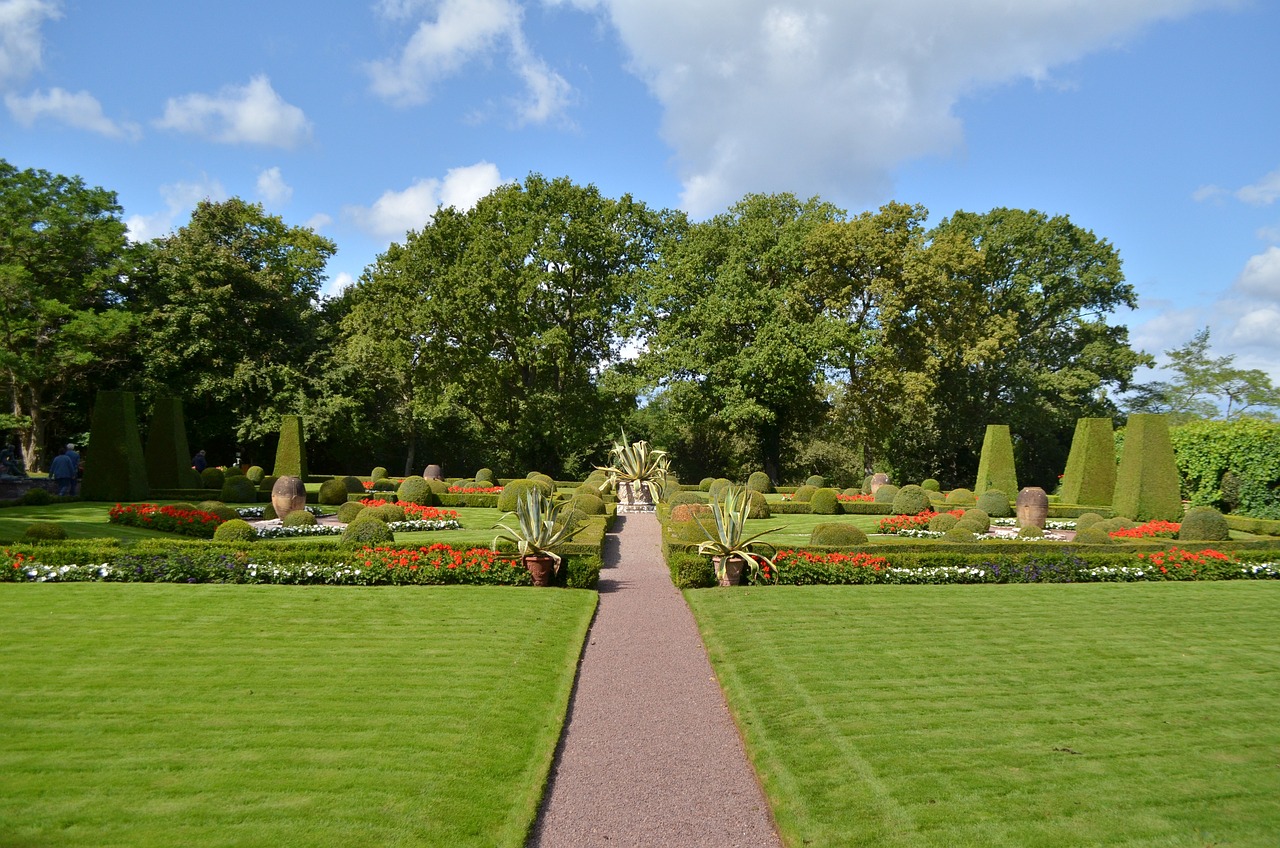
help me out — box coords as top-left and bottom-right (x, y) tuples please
(2, 0), (1278, 385)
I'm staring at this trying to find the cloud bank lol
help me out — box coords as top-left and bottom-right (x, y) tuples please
(5, 86), (140, 139)
(345, 161), (506, 239)
(0, 0), (59, 87)
(156, 75), (313, 148)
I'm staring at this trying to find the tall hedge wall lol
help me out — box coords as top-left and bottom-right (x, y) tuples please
(1113, 413), (1183, 521)
(144, 396), (200, 489)
(80, 390), (149, 502)
(974, 424), (1018, 496)
(1059, 417), (1115, 506)
(272, 415), (308, 479)
(1169, 417), (1280, 520)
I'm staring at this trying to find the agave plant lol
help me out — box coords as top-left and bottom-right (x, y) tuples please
(492, 489), (579, 567)
(695, 485), (781, 585)
(596, 430), (670, 502)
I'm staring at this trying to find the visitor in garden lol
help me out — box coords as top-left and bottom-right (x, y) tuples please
(49, 447), (77, 496)
(192, 450), (207, 472)
(64, 443), (81, 493)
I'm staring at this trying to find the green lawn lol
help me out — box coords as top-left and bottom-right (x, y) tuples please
(687, 582), (1280, 847)
(0, 584), (596, 847)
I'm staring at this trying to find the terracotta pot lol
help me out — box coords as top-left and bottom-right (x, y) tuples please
(713, 555), (747, 587)
(1016, 486), (1049, 529)
(869, 473), (891, 495)
(423, 464), (444, 481)
(271, 476), (307, 518)
(523, 554), (558, 587)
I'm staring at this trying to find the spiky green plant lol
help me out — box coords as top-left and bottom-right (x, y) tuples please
(695, 485), (782, 584)
(492, 489), (579, 569)
(596, 430), (671, 502)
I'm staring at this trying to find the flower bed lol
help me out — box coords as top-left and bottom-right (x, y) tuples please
(837, 493), (874, 503)
(878, 510), (965, 534)
(448, 485), (502, 494)
(109, 503), (226, 538)
(358, 498), (459, 521)
(1110, 520), (1180, 539)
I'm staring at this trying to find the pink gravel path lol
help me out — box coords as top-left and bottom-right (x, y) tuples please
(528, 513), (783, 848)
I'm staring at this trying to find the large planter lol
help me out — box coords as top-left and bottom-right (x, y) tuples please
(423, 464), (444, 481)
(617, 480), (655, 514)
(271, 475), (307, 517)
(713, 555), (747, 587)
(1016, 487), (1049, 529)
(523, 554), (558, 587)
(869, 473), (891, 495)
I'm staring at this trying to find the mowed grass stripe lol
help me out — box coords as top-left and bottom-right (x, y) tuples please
(687, 583), (1280, 848)
(0, 584), (596, 848)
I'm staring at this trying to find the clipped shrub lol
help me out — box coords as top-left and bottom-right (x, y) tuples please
(809, 522), (868, 546)
(21, 487), (53, 506)
(1059, 418), (1116, 506)
(665, 491), (704, 509)
(1074, 526), (1115, 545)
(891, 484), (932, 516)
(809, 487), (841, 514)
(261, 502), (278, 521)
(497, 479), (541, 512)
(1099, 516), (1136, 533)
(397, 476), (434, 506)
(1016, 525), (1045, 539)
(699, 477), (715, 491)
(529, 473), (556, 497)
(1178, 506), (1230, 542)
(245, 465), (265, 485)
(954, 519), (984, 535)
(974, 424), (1018, 496)
(861, 474), (874, 494)
(81, 390), (149, 502)
(258, 474), (278, 493)
(976, 489), (1012, 518)
(282, 509), (318, 527)
(792, 484), (817, 503)
(945, 488), (975, 505)
(921, 478), (941, 492)
(200, 467), (224, 490)
(337, 501), (366, 523)
(805, 475), (826, 489)
(575, 483), (603, 499)
(928, 513), (959, 533)
(213, 519), (257, 542)
(272, 415), (308, 480)
(224, 465), (245, 478)
(22, 521), (67, 542)
(872, 484), (900, 504)
(341, 475), (364, 494)
(372, 478), (398, 493)
(568, 493), (606, 515)
(555, 507), (589, 536)
(143, 396), (195, 490)
(746, 490), (771, 519)
(475, 467), (494, 483)
(371, 466), (389, 481)
(219, 475), (257, 504)
(372, 503), (406, 523)
(1113, 413), (1183, 521)
(318, 478), (350, 506)
(426, 479), (449, 497)
(943, 527), (977, 543)
(841, 487), (861, 497)
(746, 471), (774, 493)
(671, 503), (712, 523)
(961, 508), (990, 533)
(1075, 512), (1106, 533)
(708, 478), (734, 501)
(197, 501), (239, 522)
(342, 514), (393, 545)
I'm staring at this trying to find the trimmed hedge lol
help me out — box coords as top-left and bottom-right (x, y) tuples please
(1059, 417), (1116, 506)
(143, 396), (200, 490)
(81, 390), (149, 502)
(975, 424), (1018, 496)
(272, 415), (308, 480)
(1114, 414), (1183, 522)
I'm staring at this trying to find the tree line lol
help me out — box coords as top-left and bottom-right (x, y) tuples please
(5, 159), (1271, 489)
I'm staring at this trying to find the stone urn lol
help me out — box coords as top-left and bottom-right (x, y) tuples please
(1016, 487), (1049, 529)
(423, 464), (444, 481)
(523, 554), (558, 587)
(271, 475), (307, 518)
(617, 480), (655, 513)
(713, 555), (747, 587)
(869, 473), (891, 495)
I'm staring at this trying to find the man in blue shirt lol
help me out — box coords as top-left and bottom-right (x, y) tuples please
(49, 448), (77, 496)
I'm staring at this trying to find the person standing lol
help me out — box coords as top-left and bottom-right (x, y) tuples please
(64, 443), (81, 495)
(49, 448), (77, 496)
(192, 450), (208, 473)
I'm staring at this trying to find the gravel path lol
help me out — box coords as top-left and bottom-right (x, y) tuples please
(529, 513), (783, 848)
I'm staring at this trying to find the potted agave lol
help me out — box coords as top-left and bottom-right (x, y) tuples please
(492, 489), (579, 586)
(695, 485), (781, 586)
(597, 431), (670, 513)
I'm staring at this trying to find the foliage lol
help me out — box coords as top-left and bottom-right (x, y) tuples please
(1169, 417), (1280, 519)
(747, 471), (774, 493)
(245, 465), (264, 485)
(695, 485), (783, 584)
(975, 489), (1011, 517)
(872, 483), (899, 504)
(396, 476), (433, 506)
(219, 475), (257, 504)
(1114, 414), (1183, 521)
(272, 415), (308, 480)
(596, 432), (670, 501)
(317, 477), (349, 506)
(804, 475), (826, 488)
(336, 501), (365, 523)
(21, 488), (52, 506)
(944, 487), (974, 505)
(282, 509), (318, 527)
(891, 484), (932, 516)
(492, 489), (578, 566)
(496, 479), (541, 512)
(928, 513), (959, 533)
(213, 519), (257, 542)
(1177, 506), (1230, 542)
(962, 508), (991, 533)
(567, 493), (606, 515)
(1126, 327), (1280, 421)
(1075, 512), (1105, 533)
(1074, 525), (1115, 545)
(1058, 417), (1115, 506)
(342, 513), (393, 546)
(808, 487), (840, 514)
(80, 390), (149, 502)
(200, 467), (225, 490)
(22, 521), (67, 542)
(974, 424), (1018, 496)
(143, 396), (198, 489)
(746, 490), (771, 520)
(921, 478), (940, 492)
(808, 522), (868, 547)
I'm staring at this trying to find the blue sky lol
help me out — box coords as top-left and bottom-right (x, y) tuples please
(2, 0), (1277, 384)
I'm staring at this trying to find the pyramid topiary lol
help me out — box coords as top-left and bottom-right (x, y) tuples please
(975, 424), (1018, 496)
(144, 396), (199, 490)
(1113, 414), (1183, 522)
(1059, 417), (1116, 506)
(81, 390), (149, 502)
(272, 415), (308, 480)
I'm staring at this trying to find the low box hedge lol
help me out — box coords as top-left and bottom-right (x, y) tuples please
(1226, 515), (1280, 537)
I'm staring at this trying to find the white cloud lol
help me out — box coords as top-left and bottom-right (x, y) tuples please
(564, 0), (1229, 216)
(5, 87), (140, 139)
(155, 75), (312, 148)
(1235, 245), (1280, 301)
(0, 0), (59, 88)
(125, 177), (227, 243)
(1229, 304), (1280, 346)
(306, 212), (333, 231)
(1235, 168), (1280, 206)
(368, 0), (570, 124)
(324, 271), (356, 298)
(345, 161), (505, 240)
(255, 166), (293, 206)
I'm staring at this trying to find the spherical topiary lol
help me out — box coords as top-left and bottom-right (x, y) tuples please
(747, 489), (771, 519)
(200, 467), (224, 490)
(862, 475), (875, 494)
(1074, 526), (1115, 545)
(22, 521), (66, 542)
(341, 475), (364, 494)
(529, 473), (556, 497)
(224, 465), (245, 478)
(945, 488), (975, 505)
(259, 474), (278, 493)
(698, 477), (715, 491)
(397, 476), (434, 506)
(671, 503), (712, 523)
(372, 478), (398, 492)
(841, 487), (860, 497)
(668, 491), (707, 508)
(424, 479), (448, 497)
(213, 519), (257, 542)
(1074, 512), (1105, 533)
(892, 484), (932, 516)
(318, 477), (350, 506)
(282, 509), (318, 527)
(921, 478), (941, 492)
(954, 519), (985, 535)
(169, 502), (197, 512)
(928, 513), (959, 533)
(198, 501), (240, 521)
(668, 518), (711, 543)
(809, 487), (841, 514)
(337, 501), (365, 523)
(1100, 517), (1136, 533)
(792, 484), (817, 503)
(342, 514), (393, 545)
(1017, 525), (1045, 539)
(805, 475), (826, 489)
(373, 503), (406, 523)
(219, 475), (257, 504)
(943, 527), (978, 543)
(568, 493), (606, 515)
(976, 489), (1012, 517)
(371, 466), (389, 481)
(21, 487), (53, 505)
(961, 508), (991, 534)
(556, 507), (589, 536)
(261, 502), (278, 521)
(707, 478), (734, 501)
(575, 483), (603, 499)
(809, 522), (868, 547)
(746, 471), (774, 493)
(475, 467), (494, 483)
(497, 479), (541, 512)
(873, 484), (900, 504)
(1178, 506), (1230, 542)
(245, 465), (265, 485)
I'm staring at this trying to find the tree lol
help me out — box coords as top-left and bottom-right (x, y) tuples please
(1125, 327), (1280, 422)
(631, 193), (841, 482)
(127, 198), (336, 461)
(0, 159), (135, 472)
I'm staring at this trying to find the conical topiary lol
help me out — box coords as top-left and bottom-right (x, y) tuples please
(1059, 417), (1115, 506)
(974, 424), (1018, 497)
(81, 390), (149, 502)
(1113, 414), (1183, 522)
(272, 415), (308, 480)
(144, 396), (200, 489)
